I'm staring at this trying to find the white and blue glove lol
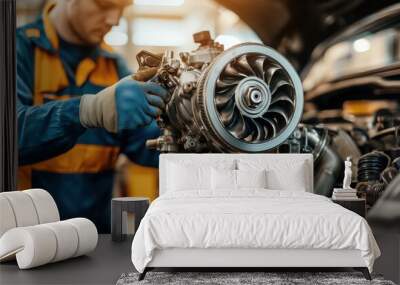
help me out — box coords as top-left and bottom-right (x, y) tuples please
(79, 68), (167, 133)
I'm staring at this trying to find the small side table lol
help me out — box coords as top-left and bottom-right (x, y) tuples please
(332, 198), (366, 218)
(111, 197), (149, 242)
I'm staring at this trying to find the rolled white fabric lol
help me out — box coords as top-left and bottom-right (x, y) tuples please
(24, 189), (60, 223)
(42, 221), (79, 262)
(0, 218), (98, 269)
(0, 196), (17, 237)
(0, 226), (57, 269)
(65, 218), (98, 257)
(0, 188), (98, 269)
(0, 192), (39, 227)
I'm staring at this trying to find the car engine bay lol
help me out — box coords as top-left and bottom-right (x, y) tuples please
(137, 23), (400, 209)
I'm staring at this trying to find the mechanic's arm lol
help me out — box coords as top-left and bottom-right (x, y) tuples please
(120, 121), (161, 167)
(79, 71), (167, 134)
(115, 68), (163, 167)
(81, 74), (165, 166)
(18, 36), (165, 166)
(17, 79), (85, 165)
(18, 73), (166, 166)
(16, 32), (86, 165)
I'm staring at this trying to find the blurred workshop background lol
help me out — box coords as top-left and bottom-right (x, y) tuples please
(17, 0), (261, 71)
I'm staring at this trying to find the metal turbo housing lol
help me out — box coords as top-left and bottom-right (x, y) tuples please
(143, 31), (304, 153)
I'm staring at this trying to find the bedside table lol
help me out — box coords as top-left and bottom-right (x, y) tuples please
(111, 197), (149, 242)
(332, 198), (366, 218)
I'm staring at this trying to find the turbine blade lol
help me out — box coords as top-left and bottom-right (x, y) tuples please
(248, 55), (266, 79)
(252, 118), (265, 141)
(234, 55), (256, 76)
(266, 105), (290, 130)
(260, 116), (277, 138)
(215, 88), (235, 109)
(228, 111), (247, 138)
(271, 79), (291, 95)
(222, 62), (247, 79)
(265, 66), (281, 86)
(216, 78), (238, 90)
(219, 98), (235, 125)
(271, 89), (294, 105)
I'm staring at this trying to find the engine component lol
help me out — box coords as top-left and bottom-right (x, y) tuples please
(357, 151), (390, 182)
(393, 157), (400, 170)
(368, 173), (400, 231)
(185, 30), (224, 66)
(366, 182), (386, 206)
(281, 125), (343, 196)
(372, 108), (400, 132)
(142, 31), (304, 153)
(350, 127), (370, 151)
(381, 166), (399, 185)
(355, 156), (399, 207)
(305, 127), (343, 196)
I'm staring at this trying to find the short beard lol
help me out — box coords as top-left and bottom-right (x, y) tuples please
(68, 19), (98, 46)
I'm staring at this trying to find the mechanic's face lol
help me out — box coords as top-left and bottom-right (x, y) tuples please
(66, 0), (131, 46)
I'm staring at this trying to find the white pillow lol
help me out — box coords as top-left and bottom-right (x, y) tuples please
(167, 162), (211, 191)
(236, 169), (267, 189)
(211, 168), (236, 190)
(266, 162), (307, 191)
(237, 159), (308, 191)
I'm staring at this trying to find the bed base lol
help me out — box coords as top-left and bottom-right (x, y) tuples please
(354, 267), (372, 280)
(138, 267), (371, 281)
(138, 268), (150, 281)
(138, 248), (372, 281)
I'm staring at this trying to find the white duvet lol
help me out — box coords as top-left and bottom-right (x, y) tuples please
(131, 190), (380, 273)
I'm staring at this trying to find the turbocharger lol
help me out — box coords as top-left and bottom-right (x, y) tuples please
(140, 31), (304, 153)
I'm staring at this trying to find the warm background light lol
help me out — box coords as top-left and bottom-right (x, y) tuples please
(353, 38), (370, 53)
(134, 0), (185, 7)
(15, 0), (262, 73)
(215, 34), (240, 49)
(105, 0), (261, 70)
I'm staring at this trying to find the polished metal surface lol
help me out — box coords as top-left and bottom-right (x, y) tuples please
(141, 38), (303, 153)
(197, 43), (304, 152)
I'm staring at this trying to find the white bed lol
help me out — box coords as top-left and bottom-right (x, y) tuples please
(131, 154), (380, 280)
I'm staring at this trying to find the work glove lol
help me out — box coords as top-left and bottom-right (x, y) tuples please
(79, 68), (167, 133)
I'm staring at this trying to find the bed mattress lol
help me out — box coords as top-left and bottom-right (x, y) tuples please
(131, 190), (380, 273)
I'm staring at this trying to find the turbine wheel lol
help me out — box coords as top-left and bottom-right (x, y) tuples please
(213, 51), (297, 143)
(196, 43), (303, 152)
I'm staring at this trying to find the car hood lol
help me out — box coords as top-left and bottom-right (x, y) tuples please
(216, 0), (399, 72)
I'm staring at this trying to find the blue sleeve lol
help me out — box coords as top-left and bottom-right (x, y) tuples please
(17, 30), (86, 165)
(120, 121), (161, 168)
(114, 54), (132, 79)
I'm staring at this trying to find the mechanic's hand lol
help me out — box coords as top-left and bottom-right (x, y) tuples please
(79, 73), (167, 133)
(132, 67), (158, 82)
(115, 79), (167, 132)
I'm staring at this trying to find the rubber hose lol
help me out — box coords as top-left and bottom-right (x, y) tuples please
(307, 131), (343, 197)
